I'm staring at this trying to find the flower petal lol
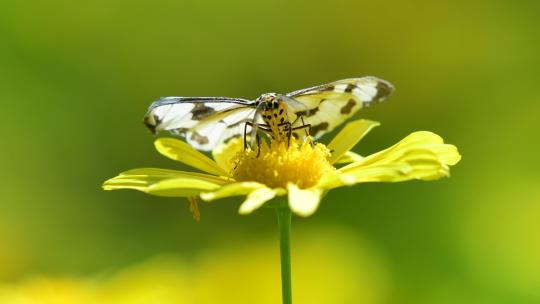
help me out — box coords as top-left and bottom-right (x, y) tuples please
(118, 168), (230, 184)
(333, 151), (364, 164)
(103, 168), (226, 197)
(423, 142), (461, 166)
(339, 155), (448, 184)
(148, 178), (222, 197)
(200, 181), (268, 201)
(328, 131), (461, 187)
(212, 136), (244, 174)
(155, 138), (227, 176)
(327, 119), (380, 164)
(347, 131), (458, 168)
(287, 183), (323, 217)
(238, 187), (279, 215)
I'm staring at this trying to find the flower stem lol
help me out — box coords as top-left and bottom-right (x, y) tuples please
(276, 206), (293, 304)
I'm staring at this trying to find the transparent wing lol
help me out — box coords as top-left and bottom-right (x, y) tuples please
(285, 77), (394, 138)
(144, 97), (256, 151)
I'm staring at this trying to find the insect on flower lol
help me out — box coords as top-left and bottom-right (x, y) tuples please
(143, 77), (394, 151)
(105, 77), (461, 219)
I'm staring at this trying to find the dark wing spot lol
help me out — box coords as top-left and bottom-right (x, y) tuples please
(280, 117), (285, 123)
(226, 121), (243, 129)
(279, 109), (284, 115)
(295, 99), (325, 117)
(223, 134), (242, 144)
(190, 132), (209, 144)
(177, 127), (189, 133)
(171, 127), (190, 135)
(295, 106), (319, 117)
(344, 84), (356, 93)
(340, 98), (357, 114)
(191, 103), (216, 120)
(273, 113), (278, 118)
(143, 114), (159, 134)
(154, 114), (162, 124)
(373, 81), (395, 101)
(321, 85), (335, 92)
(309, 122), (329, 136)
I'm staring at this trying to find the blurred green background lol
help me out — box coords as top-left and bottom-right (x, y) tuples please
(1, 0), (539, 303)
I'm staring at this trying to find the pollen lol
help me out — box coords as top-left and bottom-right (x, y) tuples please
(232, 138), (336, 189)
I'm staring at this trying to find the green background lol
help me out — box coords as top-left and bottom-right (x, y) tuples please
(1, 0), (539, 303)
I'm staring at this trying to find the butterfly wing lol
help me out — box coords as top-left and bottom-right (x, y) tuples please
(285, 76), (394, 138)
(144, 97), (256, 151)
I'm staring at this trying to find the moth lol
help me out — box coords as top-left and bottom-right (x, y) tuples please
(143, 77), (394, 151)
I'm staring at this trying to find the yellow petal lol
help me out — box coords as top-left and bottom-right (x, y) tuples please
(287, 183), (323, 217)
(103, 168), (226, 197)
(119, 168), (232, 185)
(327, 119), (380, 164)
(316, 170), (348, 190)
(330, 131), (461, 187)
(423, 142), (461, 166)
(349, 131), (456, 168)
(119, 168), (230, 185)
(155, 138), (227, 176)
(212, 137), (245, 174)
(340, 156), (449, 184)
(200, 181), (267, 201)
(239, 187), (279, 215)
(333, 151), (364, 164)
(148, 178), (221, 197)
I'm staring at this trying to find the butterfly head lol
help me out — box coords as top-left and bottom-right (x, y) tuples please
(255, 93), (277, 109)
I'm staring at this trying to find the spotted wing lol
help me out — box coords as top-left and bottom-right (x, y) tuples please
(144, 97), (256, 151)
(285, 76), (394, 138)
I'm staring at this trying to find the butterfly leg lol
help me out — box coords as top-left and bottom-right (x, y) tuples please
(244, 121), (271, 151)
(292, 124), (311, 131)
(285, 122), (293, 147)
(300, 116), (310, 138)
(256, 133), (262, 157)
(276, 121), (293, 147)
(243, 122), (250, 150)
(289, 115), (312, 145)
(291, 115), (311, 138)
(292, 123), (312, 145)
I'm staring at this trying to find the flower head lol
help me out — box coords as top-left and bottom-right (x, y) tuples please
(232, 138), (335, 189)
(103, 119), (460, 217)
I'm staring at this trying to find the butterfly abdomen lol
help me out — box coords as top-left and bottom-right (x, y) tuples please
(260, 96), (290, 141)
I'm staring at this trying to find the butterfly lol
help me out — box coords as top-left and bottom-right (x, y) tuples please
(143, 76), (394, 151)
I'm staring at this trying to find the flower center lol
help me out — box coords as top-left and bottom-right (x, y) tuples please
(232, 138), (336, 189)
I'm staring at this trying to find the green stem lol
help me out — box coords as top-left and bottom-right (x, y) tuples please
(276, 207), (293, 304)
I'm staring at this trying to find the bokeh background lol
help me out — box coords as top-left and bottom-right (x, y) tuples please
(1, 0), (539, 303)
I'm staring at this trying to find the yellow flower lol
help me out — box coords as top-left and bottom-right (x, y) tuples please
(103, 119), (461, 217)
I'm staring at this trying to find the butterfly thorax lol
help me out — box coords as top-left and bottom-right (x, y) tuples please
(258, 93), (291, 141)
